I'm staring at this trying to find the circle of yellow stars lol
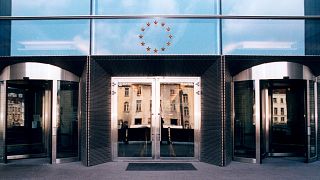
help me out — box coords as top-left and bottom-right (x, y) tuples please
(138, 20), (173, 54)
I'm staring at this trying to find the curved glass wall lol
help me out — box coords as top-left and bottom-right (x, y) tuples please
(93, 0), (219, 15)
(222, 0), (304, 16)
(11, 0), (91, 16)
(222, 20), (305, 55)
(10, 20), (90, 56)
(92, 19), (220, 55)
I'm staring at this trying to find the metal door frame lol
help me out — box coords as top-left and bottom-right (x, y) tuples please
(0, 62), (79, 164)
(111, 77), (201, 161)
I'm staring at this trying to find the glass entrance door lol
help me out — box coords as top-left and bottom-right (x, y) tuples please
(112, 77), (200, 160)
(6, 80), (52, 159)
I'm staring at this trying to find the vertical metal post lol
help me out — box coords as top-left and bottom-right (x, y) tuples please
(314, 81), (318, 160)
(255, 80), (261, 164)
(0, 81), (6, 163)
(51, 80), (58, 163)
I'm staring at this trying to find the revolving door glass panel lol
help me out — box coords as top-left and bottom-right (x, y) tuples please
(269, 82), (306, 155)
(160, 82), (195, 157)
(57, 81), (79, 159)
(117, 82), (152, 157)
(6, 80), (51, 157)
(234, 81), (256, 159)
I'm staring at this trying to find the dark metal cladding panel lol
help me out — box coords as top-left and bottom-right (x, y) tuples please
(80, 60), (88, 166)
(305, 1), (320, 54)
(224, 60), (233, 165)
(305, 0), (320, 15)
(0, 0), (11, 16)
(200, 59), (223, 166)
(0, 21), (11, 56)
(88, 60), (112, 166)
(305, 20), (320, 55)
(0, 0), (11, 56)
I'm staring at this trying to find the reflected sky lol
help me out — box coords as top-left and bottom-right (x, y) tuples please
(222, 20), (305, 55)
(93, 0), (219, 15)
(11, 20), (90, 56)
(222, 0), (304, 15)
(92, 19), (219, 55)
(12, 0), (90, 16)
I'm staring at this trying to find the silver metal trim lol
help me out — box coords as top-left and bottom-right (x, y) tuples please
(0, 81), (6, 163)
(234, 62), (314, 81)
(255, 80), (261, 164)
(0, 15), (320, 20)
(0, 62), (79, 82)
(316, 80), (319, 160)
(233, 157), (257, 164)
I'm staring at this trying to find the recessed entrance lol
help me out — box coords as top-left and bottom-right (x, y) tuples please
(111, 77), (200, 160)
(0, 62), (80, 164)
(233, 62), (318, 163)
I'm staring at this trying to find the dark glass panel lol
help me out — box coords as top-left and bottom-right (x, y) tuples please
(234, 81), (256, 158)
(57, 81), (79, 159)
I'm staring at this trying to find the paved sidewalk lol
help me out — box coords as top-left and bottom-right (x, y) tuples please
(1, 158), (320, 180)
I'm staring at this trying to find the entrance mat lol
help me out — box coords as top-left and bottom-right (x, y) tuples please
(126, 163), (197, 171)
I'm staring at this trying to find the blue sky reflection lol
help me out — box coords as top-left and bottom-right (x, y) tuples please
(222, 20), (305, 55)
(94, 0), (219, 15)
(92, 19), (219, 55)
(11, 20), (90, 56)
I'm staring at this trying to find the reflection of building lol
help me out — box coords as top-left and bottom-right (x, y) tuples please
(117, 84), (152, 128)
(160, 84), (194, 129)
(272, 92), (287, 125)
(7, 91), (25, 127)
(117, 83), (194, 129)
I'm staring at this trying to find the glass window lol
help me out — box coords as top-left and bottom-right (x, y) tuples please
(281, 108), (285, 115)
(273, 98), (277, 103)
(274, 108), (278, 115)
(10, 20), (90, 56)
(137, 86), (142, 96)
(170, 100), (176, 111)
(222, 20), (305, 55)
(92, 19), (220, 55)
(136, 100), (142, 112)
(183, 94), (188, 104)
(11, 0), (90, 16)
(222, 0), (304, 16)
(124, 102), (129, 112)
(93, 0), (219, 15)
(184, 107), (189, 116)
(124, 88), (129, 97)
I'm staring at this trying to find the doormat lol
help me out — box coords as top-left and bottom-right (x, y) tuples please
(126, 163), (197, 171)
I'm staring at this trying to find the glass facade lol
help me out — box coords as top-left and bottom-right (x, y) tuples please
(222, 0), (304, 15)
(222, 20), (305, 55)
(10, 20), (90, 56)
(92, 19), (219, 55)
(0, 1), (319, 56)
(93, 0), (219, 15)
(11, 0), (91, 16)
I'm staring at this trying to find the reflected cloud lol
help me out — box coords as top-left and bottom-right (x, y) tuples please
(18, 41), (76, 51)
(224, 41), (297, 54)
